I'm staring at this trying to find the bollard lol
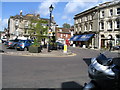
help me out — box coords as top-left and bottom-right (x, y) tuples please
(64, 44), (67, 53)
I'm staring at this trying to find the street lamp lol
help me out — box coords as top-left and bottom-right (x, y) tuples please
(48, 4), (54, 52)
(49, 4), (54, 27)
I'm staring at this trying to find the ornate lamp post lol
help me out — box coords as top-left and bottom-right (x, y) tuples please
(49, 4), (54, 28)
(48, 4), (54, 52)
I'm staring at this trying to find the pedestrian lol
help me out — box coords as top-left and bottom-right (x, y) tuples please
(109, 41), (112, 51)
(107, 42), (109, 49)
(41, 41), (44, 50)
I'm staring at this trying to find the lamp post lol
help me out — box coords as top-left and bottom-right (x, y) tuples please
(49, 4), (54, 28)
(48, 4), (54, 52)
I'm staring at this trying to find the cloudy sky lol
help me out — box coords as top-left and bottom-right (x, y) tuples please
(0, 0), (111, 31)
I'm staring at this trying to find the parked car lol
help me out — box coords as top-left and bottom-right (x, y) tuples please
(16, 39), (33, 51)
(6, 39), (20, 49)
(113, 45), (120, 50)
(1, 38), (7, 43)
(56, 42), (64, 50)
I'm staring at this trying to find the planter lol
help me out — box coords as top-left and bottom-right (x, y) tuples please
(29, 46), (41, 53)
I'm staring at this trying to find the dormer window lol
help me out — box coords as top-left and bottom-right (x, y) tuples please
(59, 29), (62, 32)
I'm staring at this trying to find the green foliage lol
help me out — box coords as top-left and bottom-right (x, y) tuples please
(62, 23), (71, 29)
(28, 19), (48, 42)
(31, 39), (40, 47)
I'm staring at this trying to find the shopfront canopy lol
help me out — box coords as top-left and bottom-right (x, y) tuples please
(77, 34), (94, 41)
(69, 35), (82, 41)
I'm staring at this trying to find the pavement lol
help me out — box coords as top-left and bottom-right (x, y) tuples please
(0, 43), (120, 57)
(0, 48), (76, 57)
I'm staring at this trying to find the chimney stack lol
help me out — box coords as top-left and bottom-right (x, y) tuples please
(20, 10), (22, 15)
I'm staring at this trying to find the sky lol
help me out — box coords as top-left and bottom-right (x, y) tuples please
(0, 0), (112, 31)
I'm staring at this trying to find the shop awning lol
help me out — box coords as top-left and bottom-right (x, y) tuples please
(77, 34), (94, 41)
(69, 35), (82, 41)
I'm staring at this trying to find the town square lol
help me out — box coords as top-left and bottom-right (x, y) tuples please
(0, 0), (120, 89)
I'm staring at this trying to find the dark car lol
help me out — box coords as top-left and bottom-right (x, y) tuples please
(113, 45), (120, 50)
(16, 39), (33, 51)
(56, 42), (64, 50)
(6, 39), (20, 49)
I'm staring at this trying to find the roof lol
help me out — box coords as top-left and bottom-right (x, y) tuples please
(74, 6), (97, 19)
(74, 0), (120, 19)
(10, 14), (49, 21)
(56, 28), (71, 33)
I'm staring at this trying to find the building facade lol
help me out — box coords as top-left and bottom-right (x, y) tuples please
(56, 28), (72, 44)
(98, 1), (120, 49)
(74, 0), (120, 49)
(8, 10), (49, 40)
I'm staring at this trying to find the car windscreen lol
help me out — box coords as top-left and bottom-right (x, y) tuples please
(19, 40), (25, 43)
(96, 54), (108, 64)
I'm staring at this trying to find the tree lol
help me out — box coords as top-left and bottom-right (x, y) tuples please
(28, 19), (48, 42)
(62, 23), (71, 29)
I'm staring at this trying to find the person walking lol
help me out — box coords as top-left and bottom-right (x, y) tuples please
(109, 41), (112, 51)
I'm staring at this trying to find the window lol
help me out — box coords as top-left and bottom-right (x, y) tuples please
(79, 18), (82, 23)
(89, 24), (93, 31)
(79, 27), (82, 32)
(109, 9), (113, 16)
(59, 29), (62, 32)
(24, 21), (28, 28)
(117, 8), (120, 15)
(85, 25), (87, 31)
(75, 19), (78, 24)
(117, 20), (120, 28)
(85, 16), (88, 21)
(108, 21), (112, 29)
(60, 34), (63, 37)
(66, 34), (68, 38)
(101, 11), (104, 18)
(90, 15), (92, 20)
(101, 22), (104, 30)
(15, 20), (19, 26)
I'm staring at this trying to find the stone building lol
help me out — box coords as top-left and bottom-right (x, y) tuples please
(8, 10), (49, 40)
(98, 0), (120, 49)
(73, 0), (120, 49)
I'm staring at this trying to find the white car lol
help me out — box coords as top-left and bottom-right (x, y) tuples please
(1, 38), (7, 43)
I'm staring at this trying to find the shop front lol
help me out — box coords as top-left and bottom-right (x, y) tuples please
(70, 34), (95, 48)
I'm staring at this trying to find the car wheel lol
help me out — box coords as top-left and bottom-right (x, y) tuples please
(24, 47), (28, 51)
(17, 48), (20, 51)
